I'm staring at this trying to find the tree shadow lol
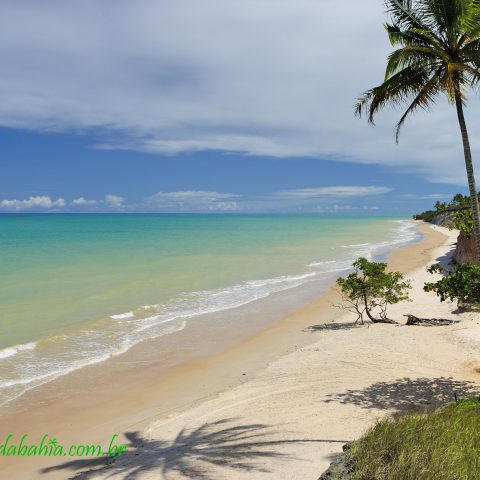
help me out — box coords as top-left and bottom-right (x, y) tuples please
(325, 377), (479, 415)
(426, 246), (462, 314)
(434, 248), (456, 271)
(40, 419), (344, 480)
(304, 322), (362, 332)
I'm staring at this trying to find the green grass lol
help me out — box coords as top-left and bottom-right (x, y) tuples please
(348, 398), (480, 480)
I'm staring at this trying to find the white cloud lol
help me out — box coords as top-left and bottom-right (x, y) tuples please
(149, 191), (238, 201)
(401, 193), (454, 200)
(0, 196), (66, 211)
(143, 187), (390, 212)
(104, 194), (124, 207)
(0, 188), (394, 212)
(276, 186), (392, 198)
(0, 194), (123, 211)
(145, 190), (239, 211)
(71, 197), (97, 206)
(0, 0), (478, 185)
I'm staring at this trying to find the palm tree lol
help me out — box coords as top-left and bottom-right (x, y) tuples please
(355, 0), (480, 258)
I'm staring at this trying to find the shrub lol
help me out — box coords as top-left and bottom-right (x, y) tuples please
(424, 262), (480, 307)
(450, 208), (475, 238)
(336, 257), (411, 324)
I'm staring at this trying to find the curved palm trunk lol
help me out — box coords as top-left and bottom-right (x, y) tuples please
(455, 93), (480, 260)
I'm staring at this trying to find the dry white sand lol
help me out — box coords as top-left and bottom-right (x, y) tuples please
(55, 225), (480, 480)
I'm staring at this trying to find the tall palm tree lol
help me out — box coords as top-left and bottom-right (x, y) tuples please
(355, 0), (480, 258)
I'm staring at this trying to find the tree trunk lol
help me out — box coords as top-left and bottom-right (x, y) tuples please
(362, 293), (397, 324)
(455, 93), (480, 260)
(363, 298), (377, 322)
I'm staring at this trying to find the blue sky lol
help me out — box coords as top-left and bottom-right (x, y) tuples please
(0, 0), (477, 213)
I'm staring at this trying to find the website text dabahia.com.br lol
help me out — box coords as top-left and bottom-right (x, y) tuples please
(0, 433), (127, 457)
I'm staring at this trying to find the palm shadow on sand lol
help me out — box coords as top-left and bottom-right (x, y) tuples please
(40, 418), (348, 480)
(325, 376), (479, 415)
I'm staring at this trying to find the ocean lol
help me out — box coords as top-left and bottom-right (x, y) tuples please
(0, 214), (420, 404)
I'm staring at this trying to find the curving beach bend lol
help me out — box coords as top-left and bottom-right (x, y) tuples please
(2, 221), (480, 480)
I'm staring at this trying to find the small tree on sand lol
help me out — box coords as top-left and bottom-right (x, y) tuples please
(337, 257), (411, 324)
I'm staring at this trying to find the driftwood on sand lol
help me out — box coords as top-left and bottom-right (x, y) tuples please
(368, 316), (397, 324)
(404, 314), (455, 327)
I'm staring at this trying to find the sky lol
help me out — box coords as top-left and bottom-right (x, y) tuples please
(0, 0), (478, 214)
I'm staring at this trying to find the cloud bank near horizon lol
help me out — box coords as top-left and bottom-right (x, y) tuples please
(0, 186), (396, 212)
(0, 0), (479, 185)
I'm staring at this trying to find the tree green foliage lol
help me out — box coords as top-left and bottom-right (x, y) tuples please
(414, 192), (470, 221)
(424, 262), (480, 306)
(445, 194), (475, 236)
(448, 193), (470, 209)
(355, 0), (480, 255)
(354, 1), (480, 140)
(414, 192), (477, 236)
(413, 209), (438, 222)
(451, 208), (475, 236)
(336, 257), (411, 324)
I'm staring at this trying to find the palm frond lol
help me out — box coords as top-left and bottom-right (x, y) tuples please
(355, 65), (431, 124)
(355, 0), (480, 140)
(385, 45), (443, 79)
(395, 67), (443, 141)
(463, 61), (480, 86)
(420, 0), (467, 39)
(385, 23), (446, 49)
(461, 37), (480, 57)
(386, 0), (440, 36)
(462, 0), (480, 36)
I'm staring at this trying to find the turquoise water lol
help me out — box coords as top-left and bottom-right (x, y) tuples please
(0, 214), (419, 403)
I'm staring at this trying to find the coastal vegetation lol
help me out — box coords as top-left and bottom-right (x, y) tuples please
(323, 398), (480, 480)
(414, 193), (480, 309)
(336, 257), (411, 324)
(354, 0), (480, 259)
(414, 193), (470, 223)
(424, 262), (480, 308)
(414, 192), (478, 236)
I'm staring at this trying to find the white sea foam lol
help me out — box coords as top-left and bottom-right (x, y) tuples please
(0, 342), (36, 360)
(340, 220), (420, 260)
(0, 322), (188, 404)
(308, 260), (337, 267)
(110, 311), (134, 319)
(342, 243), (370, 248)
(134, 272), (318, 334)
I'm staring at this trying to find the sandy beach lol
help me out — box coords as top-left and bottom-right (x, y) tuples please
(5, 0), (480, 478)
(3, 221), (480, 480)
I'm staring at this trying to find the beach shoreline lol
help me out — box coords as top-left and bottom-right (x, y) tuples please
(0, 215), (418, 407)
(3, 221), (476, 480)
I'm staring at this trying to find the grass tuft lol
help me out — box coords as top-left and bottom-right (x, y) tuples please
(348, 398), (480, 480)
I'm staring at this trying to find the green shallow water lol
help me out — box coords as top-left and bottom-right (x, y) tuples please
(0, 214), (418, 403)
